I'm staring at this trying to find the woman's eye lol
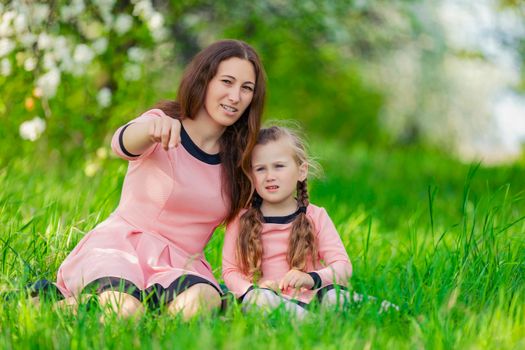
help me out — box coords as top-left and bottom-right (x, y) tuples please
(243, 85), (254, 92)
(222, 79), (232, 84)
(255, 167), (264, 172)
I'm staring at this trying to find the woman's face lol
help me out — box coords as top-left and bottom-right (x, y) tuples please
(199, 57), (256, 128)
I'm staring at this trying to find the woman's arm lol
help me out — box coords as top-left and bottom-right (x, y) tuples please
(111, 109), (181, 160)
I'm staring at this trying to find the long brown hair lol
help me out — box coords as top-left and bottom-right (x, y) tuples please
(236, 126), (319, 279)
(155, 40), (266, 223)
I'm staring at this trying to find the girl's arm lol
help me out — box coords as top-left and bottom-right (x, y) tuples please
(111, 109), (181, 160)
(308, 207), (352, 289)
(222, 216), (254, 298)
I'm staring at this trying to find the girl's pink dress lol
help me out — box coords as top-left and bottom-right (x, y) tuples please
(222, 204), (352, 304)
(56, 109), (228, 297)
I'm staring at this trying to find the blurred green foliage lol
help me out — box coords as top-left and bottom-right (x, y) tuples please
(0, 0), (419, 168)
(1, 0), (524, 169)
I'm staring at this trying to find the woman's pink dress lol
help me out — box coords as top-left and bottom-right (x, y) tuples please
(56, 109), (228, 297)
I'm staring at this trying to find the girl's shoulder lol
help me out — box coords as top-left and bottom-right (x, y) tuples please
(306, 203), (328, 218)
(306, 203), (336, 230)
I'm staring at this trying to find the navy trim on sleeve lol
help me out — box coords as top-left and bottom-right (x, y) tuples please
(119, 123), (141, 157)
(308, 272), (322, 289)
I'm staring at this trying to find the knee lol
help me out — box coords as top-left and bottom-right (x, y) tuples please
(168, 284), (221, 319)
(98, 291), (144, 317)
(320, 288), (351, 308)
(243, 289), (278, 306)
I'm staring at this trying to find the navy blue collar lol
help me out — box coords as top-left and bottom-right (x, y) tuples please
(263, 207), (306, 224)
(181, 124), (221, 165)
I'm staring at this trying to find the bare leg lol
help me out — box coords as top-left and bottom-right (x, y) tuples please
(242, 289), (309, 320)
(167, 284), (221, 321)
(98, 291), (144, 321)
(54, 296), (81, 313)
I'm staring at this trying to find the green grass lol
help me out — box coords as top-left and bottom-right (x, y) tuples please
(1, 140), (524, 349)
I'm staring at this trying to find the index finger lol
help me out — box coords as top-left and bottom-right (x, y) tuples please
(169, 119), (181, 148)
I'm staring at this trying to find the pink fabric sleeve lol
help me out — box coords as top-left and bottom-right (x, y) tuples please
(310, 207), (353, 288)
(111, 109), (167, 161)
(222, 213), (253, 298)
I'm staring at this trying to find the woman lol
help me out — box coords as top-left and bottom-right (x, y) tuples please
(53, 39), (266, 319)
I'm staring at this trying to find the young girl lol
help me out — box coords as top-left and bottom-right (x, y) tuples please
(222, 126), (353, 318)
(46, 39), (266, 319)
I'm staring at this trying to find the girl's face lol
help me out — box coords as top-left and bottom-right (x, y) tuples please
(251, 138), (308, 211)
(200, 57), (256, 128)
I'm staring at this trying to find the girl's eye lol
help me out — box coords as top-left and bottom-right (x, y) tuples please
(275, 164), (284, 168)
(242, 85), (254, 92)
(222, 79), (232, 84)
(255, 167), (264, 172)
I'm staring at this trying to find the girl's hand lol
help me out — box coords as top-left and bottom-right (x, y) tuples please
(147, 114), (181, 150)
(259, 280), (280, 293)
(279, 269), (315, 291)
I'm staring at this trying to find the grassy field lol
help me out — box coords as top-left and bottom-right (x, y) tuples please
(0, 139), (524, 349)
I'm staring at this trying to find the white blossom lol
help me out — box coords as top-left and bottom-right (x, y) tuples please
(133, 0), (154, 18)
(1, 58), (11, 76)
(1, 11), (16, 33)
(84, 161), (100, 177)
(37, 68), (61, 98)
(128, 47), (146, 62)
(1, 0), (165, 102)
(123, 63), (141, 81)
(19, 116), (46, 141)
(96, 87), (112, 108)
(148, 12), (164, 31)
(92, 37), (108, 54)
(79, 20), (104, 40)
(42, 52), (56, 70)
(23, 57), (36, 71)
(0, 20), (12, 37)
(0, 38), (15, 57)
(94, 0), (116, 26)
(61, 0), (86, 21)
(94, 0), (117, 9)
(19, 33), (37, 48)
(3, 10), (16, 20)
(37, 33), (53, 50)
(59, 55), (75, 73)
(13, 13), (27, 33)
(96, 147), (108, 159)
(144, 10), (167, 42)
(73, 44), (95, 65)
(31, 4), (50, 26)
(114, 14), (133, 35)
(53, 36), (73, 72)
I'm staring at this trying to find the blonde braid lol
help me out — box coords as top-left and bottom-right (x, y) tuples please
(236, 193), (264, 280)
(287, 180), (318, 271)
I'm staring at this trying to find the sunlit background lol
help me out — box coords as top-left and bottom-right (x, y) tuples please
(1, 0), (524, 170)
